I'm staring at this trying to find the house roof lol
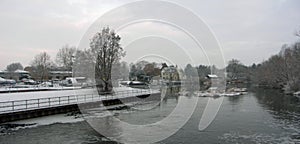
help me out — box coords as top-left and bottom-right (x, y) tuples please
(14, 70), (29, 73)
(0, 77), (5, 81)
(50, 71), (72, 74)
(207, 74), (218, 78)
(161, 66), (177, 73)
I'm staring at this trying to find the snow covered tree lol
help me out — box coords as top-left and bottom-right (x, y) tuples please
(90, 27), (125, 93)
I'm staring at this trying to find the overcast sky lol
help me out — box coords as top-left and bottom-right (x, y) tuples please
(0, 0), (299, 70)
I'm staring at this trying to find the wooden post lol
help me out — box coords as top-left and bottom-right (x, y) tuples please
(12, 101), (14, 111)
(48, 98), (50, 106)
(38, 99), (40, 108)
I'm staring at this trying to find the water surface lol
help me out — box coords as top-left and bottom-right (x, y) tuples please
(0, 88), (299, 144)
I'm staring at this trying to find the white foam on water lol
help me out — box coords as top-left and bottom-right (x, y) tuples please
(4, 100), (148, 131)
(8, 113), (84, 126)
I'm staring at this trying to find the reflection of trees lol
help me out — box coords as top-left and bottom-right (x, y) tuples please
(254, 88), (300, 115)
(253, 88), (300, 137)
(227, 96), (242, 105)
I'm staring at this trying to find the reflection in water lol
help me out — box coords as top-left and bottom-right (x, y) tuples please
(161, 86), (180, 102)
(220, 88), (300, 143)
(86, 85), (199, 143)
(254, 88), (300, 140)
(226, 95), (244, 112)
(254, 88), (300, 113)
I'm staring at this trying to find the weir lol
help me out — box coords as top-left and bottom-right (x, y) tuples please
(0, 89), (161, 123)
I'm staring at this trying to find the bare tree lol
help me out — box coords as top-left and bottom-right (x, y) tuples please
(184, 64), (198, 79)
(295, 29), (300, 38)
(91, 27), (125, 93)
(253, 40), (300, 92)
(111, 61), (129, 81)
(56, 45), (76, 70)
(31, 52), (52, 81)
(73, 49), (95, 79)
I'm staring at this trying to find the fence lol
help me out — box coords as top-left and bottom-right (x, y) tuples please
(0, 89), (152, 114)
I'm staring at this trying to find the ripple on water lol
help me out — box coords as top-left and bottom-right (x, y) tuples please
(219, 110), (300, 144)
(219, 132), (299, 144)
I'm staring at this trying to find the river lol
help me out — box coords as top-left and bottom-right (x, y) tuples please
(0, 88), (299, 144)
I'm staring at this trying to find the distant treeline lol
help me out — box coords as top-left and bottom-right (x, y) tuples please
(253, 40), (300, 93)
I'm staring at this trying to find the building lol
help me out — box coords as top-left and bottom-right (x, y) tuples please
(161, 66), (180, 85)
(0, 70), (30, 81)
(48, 71), (72, 80)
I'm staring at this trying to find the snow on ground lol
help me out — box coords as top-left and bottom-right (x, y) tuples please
(0, 86), (81, 93)
(0, 87), (159, 102)
(0, 87), (159, 113)
(0, 87), (158, 102)
(0, 88), (96, 102)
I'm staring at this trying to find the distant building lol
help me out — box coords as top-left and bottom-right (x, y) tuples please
(0, 70), (30, 81)
(204, 74), (225, 91)
(161, 66), (180, 85)
(49, 71), (72, 80)
(0, 68), (73, 81)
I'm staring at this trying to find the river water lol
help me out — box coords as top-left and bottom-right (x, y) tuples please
(0, 88), (300, 144)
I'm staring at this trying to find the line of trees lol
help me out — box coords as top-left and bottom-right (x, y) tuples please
(253, 38), (300, 93)
(4, 45), (78, 81)
(181, 31), (300, 93)
(5, 29), (129, 84)
(4, 26), (299, 93)
(24, 45), (77, 81)
(129, 61), (162, 82)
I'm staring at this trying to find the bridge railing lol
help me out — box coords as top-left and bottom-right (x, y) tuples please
(0, 88), (152, 114)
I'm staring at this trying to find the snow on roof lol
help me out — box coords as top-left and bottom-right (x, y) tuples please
(70, 77), (85, 79)
(207, 74), (218, 78)
(0, 70), (7, 73)
(0, 77), (15, 82)
(209, 87), (218, 90)
(50, 71), (72, 74)
(14, 70), (29, 73)
(0, 77), (5, 81)
(130, 81), (145, 84)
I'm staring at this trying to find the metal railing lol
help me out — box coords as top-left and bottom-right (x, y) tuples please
(0, 89), (152, 114)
